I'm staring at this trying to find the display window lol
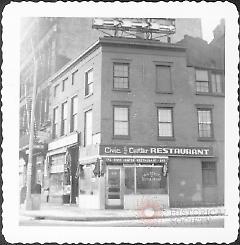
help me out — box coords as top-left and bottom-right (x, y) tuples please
(79, 164), (98, 195)
(49, 172), (64, 196)
(124, 166), (168, 195)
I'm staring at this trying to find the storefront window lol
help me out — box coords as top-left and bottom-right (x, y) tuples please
(79, 165), (98, 195)
(125, 167), (135, 194)
(49, 173), (64, 195)
(124, 166), (167, 195)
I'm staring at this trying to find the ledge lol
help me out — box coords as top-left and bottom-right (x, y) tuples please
(112, 88), (131, 93)
(197, 137), (215, 142)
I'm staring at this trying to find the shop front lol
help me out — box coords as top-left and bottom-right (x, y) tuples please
(46, 132), (80, 204)
(77, 144), (214, 210)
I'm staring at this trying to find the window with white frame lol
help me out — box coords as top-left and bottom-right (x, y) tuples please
(211, 73), (222, 93)
(54, 84), (60, 97)
(113, 106), (129, 136)
(85, 69), (93, 96)
(195, 69), (209, 93)
(197, 109), (213, 138)
(70, 96), (78, 132)
(113, 63), (129, 89)
(84, 109), (93, 146)
(158, 108), (173, 137)
(52, 106), (59, 139)
(61, 102), (67, 136)
(72, 70), (78, 85)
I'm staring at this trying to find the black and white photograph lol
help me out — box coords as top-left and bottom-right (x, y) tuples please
(2, 2), (239, 244)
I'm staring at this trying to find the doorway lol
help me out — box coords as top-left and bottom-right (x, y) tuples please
(106, 166), (123, 209)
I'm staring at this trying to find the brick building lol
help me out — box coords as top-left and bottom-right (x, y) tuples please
(44, 35), (224, 209)
(19, 17), (203, 193)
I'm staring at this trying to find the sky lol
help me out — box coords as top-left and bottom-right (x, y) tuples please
(201, 17), (222, 43)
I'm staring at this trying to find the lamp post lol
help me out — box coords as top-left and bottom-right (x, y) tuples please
(25, 37), (38, 210)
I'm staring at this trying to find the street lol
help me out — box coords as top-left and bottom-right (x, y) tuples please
(20, 215), (224, 227)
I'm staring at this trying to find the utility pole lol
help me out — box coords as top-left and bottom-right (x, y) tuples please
(25, 37), (38, 210)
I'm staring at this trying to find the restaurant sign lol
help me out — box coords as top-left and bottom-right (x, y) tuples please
(103, 157), (168, 164)
(100, 145), (213, 157)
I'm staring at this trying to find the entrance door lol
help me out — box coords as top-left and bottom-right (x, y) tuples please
(106, 166), (123, 209)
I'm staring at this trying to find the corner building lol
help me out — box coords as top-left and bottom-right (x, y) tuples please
(46, 37), (224, 209)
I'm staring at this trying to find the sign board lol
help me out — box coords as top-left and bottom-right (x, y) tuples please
(100, 145), (213, 157)
(48, 132), (79, 151)
(103, 157), (168, 164)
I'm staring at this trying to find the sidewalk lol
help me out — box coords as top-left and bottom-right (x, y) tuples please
(20, 203), (226, 222)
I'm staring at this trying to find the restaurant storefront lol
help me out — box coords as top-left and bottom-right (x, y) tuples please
(77, 144), (214, 210)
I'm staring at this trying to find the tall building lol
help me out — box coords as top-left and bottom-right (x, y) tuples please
(41, 34), (224, 209)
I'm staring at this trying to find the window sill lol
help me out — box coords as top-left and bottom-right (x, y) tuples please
(158, 136), (175, 141)
(155, 91), (173, 94)
(198, 137), (215, 142)
(113, 135), (131, 140)
(85, 93), (93, 99)
(112, 88), (131, 92)
(196, 92), (224, 97)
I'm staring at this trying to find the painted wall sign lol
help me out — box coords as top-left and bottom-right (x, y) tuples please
(103, 157), (168, 164)
(100, 145), (213, 157)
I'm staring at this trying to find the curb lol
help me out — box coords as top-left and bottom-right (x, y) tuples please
(20, 212), (225, 222)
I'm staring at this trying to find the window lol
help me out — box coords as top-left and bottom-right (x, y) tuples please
(72, 70), (78, 85)
(84, 109), (92, 146)
(195, 69), (209, 93)
(79, 165), (98, 195)
(158, 108), (173, 137)
(202, 162), (217, 186)
(156, 65), (172, 93)
(197, 109), (213, 138)
(52, 106), (59, 139)
(70, 96), (78, 132)
(62, 78), (68, 92)
(125, 167), (135, 194)
(113, 106), (129, 136)
(61, 102), (67, 136)
(85, 69), (93, 96)
(124, 166), (167, 195)
(54, 84), (59, 97)
(211, 73), (222, 93)
(113, 63), (129, 89)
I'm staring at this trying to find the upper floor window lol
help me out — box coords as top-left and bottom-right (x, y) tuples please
(62, 78), (68, 92)
(85, 69), (93, 96)
(61, 102), (68, 136)
(113, 63), (129, 89)
(158, 108), (173, 138)
(52, 106), (59, 139)
(72, 70), (78, 85)
(156, 65), (172, 93)
(195, 69), (224, 95)
(211, 73), (223, 93)
(197, 109), (213, 138)
(195, 69), (209, 93)
(113, 106), (129, 136)
(54, 84), (60, 97)
(70, 96), (78, 132)
(84, 109), (93, 146)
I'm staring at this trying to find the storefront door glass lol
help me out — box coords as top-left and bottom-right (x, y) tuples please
(106, 167), (123, 207)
